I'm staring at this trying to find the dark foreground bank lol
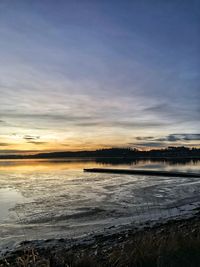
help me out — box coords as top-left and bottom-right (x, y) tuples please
(1, 211), (200, 267)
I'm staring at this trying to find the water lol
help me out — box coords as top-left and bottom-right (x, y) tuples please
(0, 158), (200, 251)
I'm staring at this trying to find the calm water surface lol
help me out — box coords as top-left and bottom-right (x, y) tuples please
(0, 159), (200, 251)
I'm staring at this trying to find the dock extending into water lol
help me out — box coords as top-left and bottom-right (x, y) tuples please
(84, 168), (200, 178)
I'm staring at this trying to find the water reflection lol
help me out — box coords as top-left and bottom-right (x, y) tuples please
(0, 158), (199, 251)
(0, 158), (199, 172)
(0, 159), (98, 172)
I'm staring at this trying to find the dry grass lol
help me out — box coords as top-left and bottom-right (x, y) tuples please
(108, 229), (200, 267)
(0, 248), (99, 267)
(1, 219), (200, 267)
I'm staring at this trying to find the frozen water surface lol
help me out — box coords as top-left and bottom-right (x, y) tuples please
(0, 159), (200, 251)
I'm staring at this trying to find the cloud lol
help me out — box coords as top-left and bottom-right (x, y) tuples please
(135, 136), (154, 141)
(135, 134), (200, 143)
(143, 102), (200, 124)
(0, 149), (39, 154)
(111, 121), (166, 128)
(159, 134), (200, 142)
(0, 119), (11, 126)
(23, 135), (47, 145)
(130, 142), (164, 147)
(23, 135), (40, 140)
(26, 141), (47, 145)
(0, 112), (97, 122)
(0, 142), (10, 146)
(176, 134), (200, 141)
(144, 104), (170, 113)
(75, 120), (167, 128)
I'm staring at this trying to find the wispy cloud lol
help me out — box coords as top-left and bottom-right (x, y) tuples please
(129, 142), (164, 147)
(136, 134), (200, 142)
(0, 149), (40, 154)
(0, 142), (10, 146)
(26, 141), (47, 145)
(23, 135), (40, 140)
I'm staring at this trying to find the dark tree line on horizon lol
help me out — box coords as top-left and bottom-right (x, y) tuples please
(0, 146), (200, 159)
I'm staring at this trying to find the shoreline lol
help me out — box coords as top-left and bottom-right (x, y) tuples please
(1, 156), (200, 161)
(1, 211), (200, 266)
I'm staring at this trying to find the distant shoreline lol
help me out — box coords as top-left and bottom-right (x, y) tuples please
(0, 155), (200, 163)
(0, 147), (200, 160)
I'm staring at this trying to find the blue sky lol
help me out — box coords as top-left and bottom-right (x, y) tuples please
(0, 0), (199, 153)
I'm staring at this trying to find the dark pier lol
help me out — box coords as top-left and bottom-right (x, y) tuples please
(84, 168), (200, 178)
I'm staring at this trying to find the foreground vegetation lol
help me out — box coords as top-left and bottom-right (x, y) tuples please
(1, 215), (200, 267)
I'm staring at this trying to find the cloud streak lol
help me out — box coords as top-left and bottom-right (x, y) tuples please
(23, 135), (40, 140)
(26, 141), (47, 145)
(136, 134), (200, 142)
(0, 142), (10, 146)
(130, 142), (164, 147)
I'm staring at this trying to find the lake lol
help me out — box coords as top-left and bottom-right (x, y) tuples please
(0, 158), (200, 252)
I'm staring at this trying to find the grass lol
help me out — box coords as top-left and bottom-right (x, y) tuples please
(1, 217), (200, 267)
(108, 229), (200, 267)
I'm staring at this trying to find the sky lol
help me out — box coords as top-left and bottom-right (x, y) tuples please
(0, 0), (200, 154)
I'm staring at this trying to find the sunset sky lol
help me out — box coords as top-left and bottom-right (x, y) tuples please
(0, 0), (200, 154)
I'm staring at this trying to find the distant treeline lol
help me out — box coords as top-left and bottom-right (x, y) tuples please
(0, 146), (200, 160)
